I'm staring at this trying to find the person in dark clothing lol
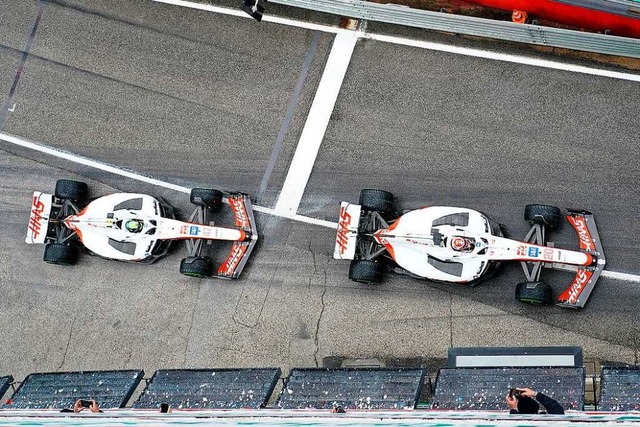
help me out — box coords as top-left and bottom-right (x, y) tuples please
(506, 387), (565, 414)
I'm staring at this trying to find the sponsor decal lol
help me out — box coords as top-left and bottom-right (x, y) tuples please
(542, 247), (554, 261)
(218, 242), (247, 275)
(201, 228), (215, 237)
(528, 247), (539, 257)
(28, 195), (47, 240)
(568, 216), (594, 251)
(336, 206), (351, 255)
(230, 198), (250, 229)
(189, 226), (199, 235)
(516, 245), (526, 256)
(560, 269), (593, 304)
(180, 225), (188, 234)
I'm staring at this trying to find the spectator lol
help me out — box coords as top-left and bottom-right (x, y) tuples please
(60, 399), (103, 413)
(331, 405), (346, 413)
(506, 388), (564, 414)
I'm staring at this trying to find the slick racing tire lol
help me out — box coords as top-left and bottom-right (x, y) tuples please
(55, 179), (89, 203)
(43, 243), (80, 266)
(349, 259), (384, 285)
(359, 189), (395, 216)
(180, 256), (214, 278)
(515, 281), (553, 305)
(524, 204), (562, 230)
(190, 188), (223, 211)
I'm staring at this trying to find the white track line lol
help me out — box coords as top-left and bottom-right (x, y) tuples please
(1, 132), (638, 282)
(152, 0), (352, 35)
(1, 133), (192, 194)
(274, 32), (358, 214)
(365, 33), (640, 83)
(553, 263), (640, 283)
(154, 0), (640, 82)
(0, 132), (337, 228)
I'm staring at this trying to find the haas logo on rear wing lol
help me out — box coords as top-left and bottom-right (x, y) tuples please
(333, 202), (361, 260)
(26, 192), (53, 244)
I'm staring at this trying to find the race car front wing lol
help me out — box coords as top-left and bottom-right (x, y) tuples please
(215, 193), (258, 279)
(556, 211), (606, 308)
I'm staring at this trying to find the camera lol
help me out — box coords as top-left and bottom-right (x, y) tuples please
(509, 388), (522, 399)
(80, 399), (93, 408)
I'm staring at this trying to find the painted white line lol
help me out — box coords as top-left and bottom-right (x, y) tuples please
(553, 262), (640, 282)
(365, 33), (640, 83)
(0, 132), (192, 194)
(155, 0), (640, 83)
(0, 132), (337, 229)
(274, 32), (358, 214)
(2, 131), (638, 282)
(152, 0), (351, 35)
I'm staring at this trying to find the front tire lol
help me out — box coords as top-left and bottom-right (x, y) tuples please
(349, 260), (384, 284)
(524, 204), (562, 230)
(180, 256), (214, 278)
(43, 243), (80, 265)
(55, 180), (89, 203)
(190, 188), (223, 211)
(359, 189), (395, 215)
(515, 281), (553, 305)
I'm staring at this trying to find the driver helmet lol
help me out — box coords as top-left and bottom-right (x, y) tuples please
(451, 236), (471, 251)
(124, 219), (143, 233)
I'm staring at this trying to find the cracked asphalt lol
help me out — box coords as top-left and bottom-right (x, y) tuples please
(0, 0), (639, 385)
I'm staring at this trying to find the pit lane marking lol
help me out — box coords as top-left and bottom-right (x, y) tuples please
(1, 131), (639, 283)
(275, 32), (357, 214)
(153, 0), (640, 83)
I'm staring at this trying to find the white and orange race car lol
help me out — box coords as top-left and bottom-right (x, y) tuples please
(26, 179), (257, 279)
(334, 189), (606, 308)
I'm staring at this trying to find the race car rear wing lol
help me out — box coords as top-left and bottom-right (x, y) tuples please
(25, 192), (53, 244)
(557, 211), (606, 309)
(333, 202), (362, 260)
(215, 193), (258, 279)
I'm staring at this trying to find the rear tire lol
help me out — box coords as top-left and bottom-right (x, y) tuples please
(55, 180), (89, 203)
(43, 243), (80, 265)
(515, 281), (553, 305)
(524, 204), (562, 230)
(349, 260), (384, 285)
(180, 256), (214, 278)
(190, 188), (223, 211)
(359, 189), (395, 215)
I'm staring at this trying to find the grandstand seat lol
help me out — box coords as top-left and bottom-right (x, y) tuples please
(431, 366), (584, 410)
(134, 368), (281, 409)
(2, 370), (143, 409)
(598, 366), (640, 411)
(277, 368), (425, 410)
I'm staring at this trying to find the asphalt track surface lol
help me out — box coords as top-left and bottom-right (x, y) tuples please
(0, 0), (639, 382)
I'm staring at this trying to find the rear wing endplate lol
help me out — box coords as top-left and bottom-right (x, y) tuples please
(557, 211), (606, 308)
(215, 194), (258, 279)
(333, 202), (361, 260)
(25, 192), (53, 244)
